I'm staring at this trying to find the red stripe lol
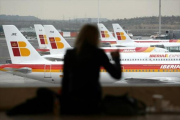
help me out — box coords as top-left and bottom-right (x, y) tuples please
(135, 47), (147, 52)
(101, 41), (117, 44)
(0, 64), (180, 70)
(40, 39), (45, 44)
(51, 42), (57, 49)
(12, 48), (21, 56)
(169, 39), (178, 42)
(135, 41), (161, 43)
(11, 41), (18, 47)
(103, 49), (123, 52)
(39, 35), (44, 38)
(102, 34), (105, 38)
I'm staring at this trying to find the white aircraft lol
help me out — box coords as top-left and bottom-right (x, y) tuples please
(34, 24), (50, 54)
(98, 23), (180, 48)
(0, 25), (180, 84)
(35, 25), (168, 60)
(113, 23), (180, 43)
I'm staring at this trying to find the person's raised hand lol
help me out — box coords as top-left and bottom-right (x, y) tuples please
(110, 49), (120, 61)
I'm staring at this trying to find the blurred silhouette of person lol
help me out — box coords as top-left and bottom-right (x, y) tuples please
(60, 24), (121, 115)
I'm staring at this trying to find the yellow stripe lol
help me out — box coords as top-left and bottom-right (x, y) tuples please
(32, 69), (62, 72)
(0, 68), (7, 72)
(177, 40), (180, 43)
(101, 69), (180, 72)
(144, 47), (155, 52)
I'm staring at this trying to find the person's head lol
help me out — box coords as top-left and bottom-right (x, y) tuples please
(75, 24), (99, 53)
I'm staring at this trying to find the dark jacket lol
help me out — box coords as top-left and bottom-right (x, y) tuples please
(61, 45), (121, 100)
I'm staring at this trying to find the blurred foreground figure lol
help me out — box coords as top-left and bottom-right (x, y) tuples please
(60, 24), (121, 115)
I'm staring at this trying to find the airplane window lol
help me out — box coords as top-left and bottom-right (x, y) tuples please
(60, 70), (61, 72)
(166, 70), (168, 72)
(153, 70), (154, 72)
(129, 70), (131, 72)
(136, 70), (138, 72)
(163, 70), (165, 72)
(127, 59), (129, 61)
(139, 70), (141, 72)
(132, 70), (134, 72)
(135, 59), (136, 61)
(142, 70), (144, 72)
(158, 70), (160, 72)
(176, 70), (178, 72)
(126, 70), (128, 72)
(132, 59), (134, 61)
(149, 70), (151, 72)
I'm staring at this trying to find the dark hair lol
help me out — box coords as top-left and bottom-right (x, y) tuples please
(75, 24), (99, 53)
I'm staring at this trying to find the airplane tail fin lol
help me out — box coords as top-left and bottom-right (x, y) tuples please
(3, 25), (47, 64)
(112, 23), (133, 43)
(44, 25), (71, 55)
(34, 24), (48, 49)
(97, 23), (116, 41)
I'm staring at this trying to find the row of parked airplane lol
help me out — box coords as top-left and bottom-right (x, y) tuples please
(35, 23), (180, 55)
(35, 24), (169, 55)
(99, 24), (180, 47)
(0, 25), (179, 84)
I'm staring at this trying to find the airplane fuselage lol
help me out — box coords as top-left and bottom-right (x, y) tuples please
(1, 59), (179, 84)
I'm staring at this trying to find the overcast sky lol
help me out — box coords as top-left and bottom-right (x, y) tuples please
(0, 0), (179, 20)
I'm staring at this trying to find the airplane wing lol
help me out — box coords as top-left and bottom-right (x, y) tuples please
(4, 67), (32, 73)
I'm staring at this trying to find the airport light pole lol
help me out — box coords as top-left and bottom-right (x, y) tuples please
(159, 0), (161, 35)
(98, 0), (100, 24)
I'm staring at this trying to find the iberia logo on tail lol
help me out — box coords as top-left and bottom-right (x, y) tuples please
(49, 37), (64, 49)
(39, 35), (48, 45)
(116, 32), (126, 40)
(101, 31), (110, 38)
(11, 41), (30, 56)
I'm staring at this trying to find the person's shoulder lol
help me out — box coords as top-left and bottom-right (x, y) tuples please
(66, 48), (76, 54)
(65, 48), (76, 57)
(96, 48), (105, 54)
